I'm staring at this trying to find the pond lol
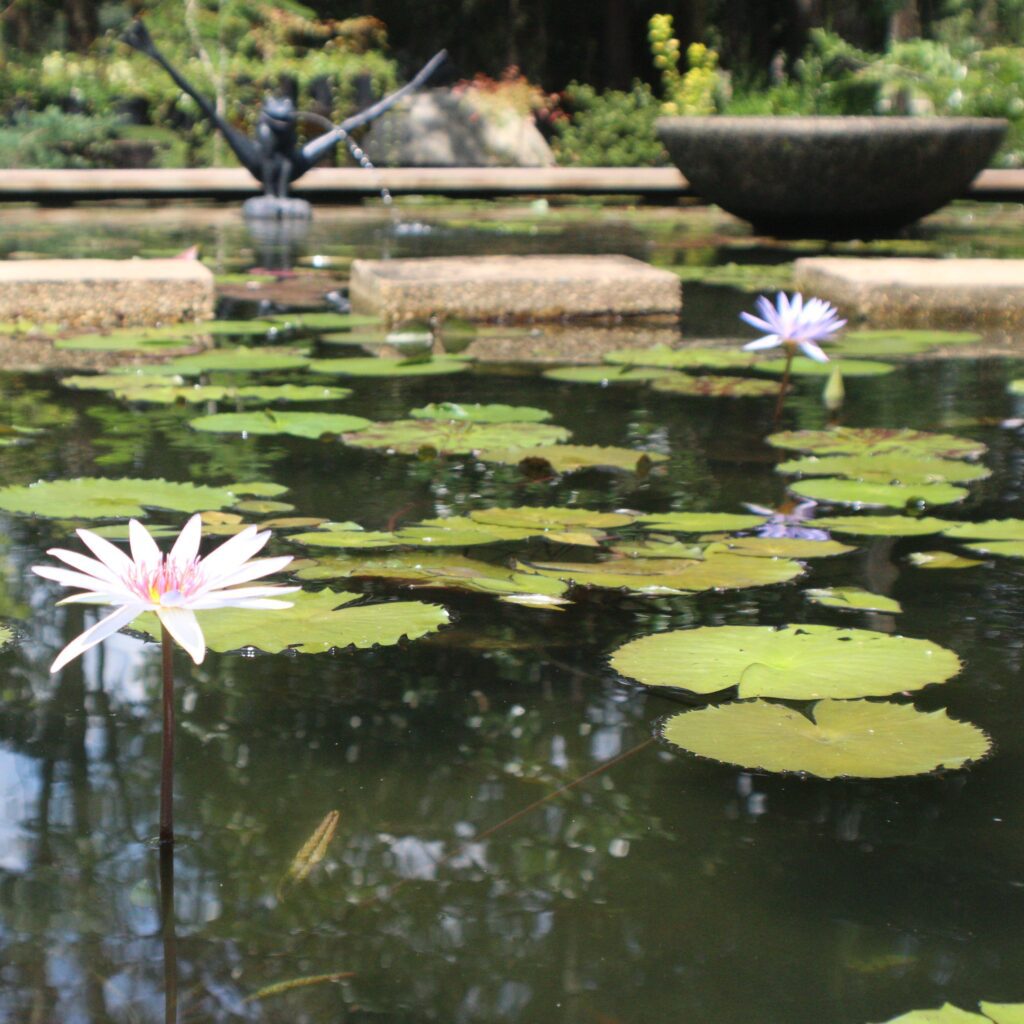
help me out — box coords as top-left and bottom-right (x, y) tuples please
(0, 199), (1022, 1024)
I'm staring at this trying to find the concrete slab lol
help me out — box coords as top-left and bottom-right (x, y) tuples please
(349, 254), (682, 323)
(0, 259), (214, 327)
(794, 256), (1024, 327)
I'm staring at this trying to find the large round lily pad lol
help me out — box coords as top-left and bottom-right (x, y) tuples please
(610, 624), (961, 698)
(604, 346), (755, 370)
(161, 349), (312, 375)
(789, 477), (969, 508)
(812, 515), (949, 537)
(409, 402), (552, 423)
(340, 419), (569, 455)
(0, 477), (255, 519)
(468, 506), (635, 532)
(271, 312), (382, 331)
(308, 357), (470, 377)
(190, 410), (371, 438)
(137, 589), (448, 654)
(639, 511), (767, 533)
(757, 357), (894, 377)
(651, 374), (779, 398)
(395, 516), (546, 547)
(844, 328), (981, 348)
(295, 552), (570, 599)
(707, 536), (855, 558)
(542, 365), (677, 385)
(518, 551), (803, 595)
(805, 586), (901, 613)
(941, 519), (1024, 540)
(768, 427), (986, 460)
(776, 454), (990, 485)
(62, 373), (187, 391)
(660, 699), (990, 779)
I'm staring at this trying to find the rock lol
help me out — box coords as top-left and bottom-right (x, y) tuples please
(362, 88), (555, 168)
(349, 255), (681, 323)
(0, 259), (214, 328)
(794, 257), (1024, 327)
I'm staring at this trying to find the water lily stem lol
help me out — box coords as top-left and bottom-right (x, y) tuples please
(160, 630), (175, 846)
(159, 841), (179, 1022)
(773, 347), (793, 425)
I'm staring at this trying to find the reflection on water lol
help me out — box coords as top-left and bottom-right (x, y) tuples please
(0, 201), (1022, 1022)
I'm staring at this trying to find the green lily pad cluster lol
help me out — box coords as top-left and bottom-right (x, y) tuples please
(611, 624), (988, 778)
(874, 999), (1024, 1024)
(770, 427), (988, 509)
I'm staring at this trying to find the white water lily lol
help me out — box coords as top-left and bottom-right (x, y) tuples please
(740, 291), (846, 363)
(33, 515), (298, 672)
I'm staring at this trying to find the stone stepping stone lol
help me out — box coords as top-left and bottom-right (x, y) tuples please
(0, 259), (214, 328)
(349, 254), (681, 322)
(794, 257), (1024, 328)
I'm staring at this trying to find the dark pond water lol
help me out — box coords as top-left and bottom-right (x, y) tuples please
(0, 200), (1023, 1024)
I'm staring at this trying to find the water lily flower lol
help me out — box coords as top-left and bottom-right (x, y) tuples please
(33, 515), (297, 672)
(744, 499), (831, 541)
(740, 292), (846, 363)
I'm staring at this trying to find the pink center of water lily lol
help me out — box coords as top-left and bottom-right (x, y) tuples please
(127, 557), (206, 606)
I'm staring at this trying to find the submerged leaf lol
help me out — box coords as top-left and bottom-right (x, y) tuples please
(408, 402), (552, 423)
(478, 444), (667, 474)
(245, 971), (354, 1003)
(279, 810), (339, 892)
(660, 700), (990, 779)
(604, 346), (756, 370)
(650, 374), (779, 398)
(610, 624), (960, 699)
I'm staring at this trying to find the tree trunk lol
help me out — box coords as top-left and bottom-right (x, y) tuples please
(65, 0), (98, 51)
(888, 0), (921, 42)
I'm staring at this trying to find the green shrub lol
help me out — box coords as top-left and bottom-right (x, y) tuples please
(0, 107), (123, 168)
(552, 81), (668, 167)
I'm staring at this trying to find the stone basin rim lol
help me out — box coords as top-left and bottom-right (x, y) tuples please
(655, 114), (1008, 134)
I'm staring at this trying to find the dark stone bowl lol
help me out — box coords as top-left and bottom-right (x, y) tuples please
(656, 116), (1007, 239)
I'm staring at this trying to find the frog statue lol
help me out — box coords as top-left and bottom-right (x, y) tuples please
(123, 19), (446, 219)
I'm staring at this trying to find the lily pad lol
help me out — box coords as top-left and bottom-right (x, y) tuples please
(61, 373), (187, 391)
(608, 538), (707, 559)
(962, 540), (1024, 558)
(880, 1005), (991, 1023)
(291, 525), (404, 549)
(137, 589), (449, 654)
(340, 420), (569, 456)
(294, 552), (570, 599)
(518, 551), (803, 595)
(650, 374), (779, 398)
(907, 551), (983, 569)
(812, 515), (949, 537)
(479, 445), (667, 474)
(638, 512), (768, 533)
(844, 328), (981, 348)
(161, 349), (312, 374)
(610, 624), (960, 698)
(708, 536), (855, 558)
(408, 402), (552, 423)
(805, 587), (902, 613)
(271, 312), (382, 331)
(941, 519), (1024, 540)
(768, 428), (986, 460)
(308, 357), (470, 377)
(115, 383), (351, 405)
(660, 700), (989, 779)
(395, 517), (545, 547)
(789, 478), (968, 508)
(604, 346), (756, 370)
(826, 336), (923, 358)
(468, 506), (635, 532)
(56, 331), (193, 351)
(756, 357), (895, 377)
(0, 477), (253, 519)
(190, 410), (371, 438)
(776, 454), (991, 485)
(542, 365), (677, 385)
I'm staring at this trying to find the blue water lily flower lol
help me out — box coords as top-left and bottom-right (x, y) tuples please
(740, 292), (846, 363)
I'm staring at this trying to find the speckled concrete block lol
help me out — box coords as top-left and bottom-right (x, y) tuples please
(349, 255), (682, 322)
(0, 259), (214, 327)
(794, 257), (1024, 327)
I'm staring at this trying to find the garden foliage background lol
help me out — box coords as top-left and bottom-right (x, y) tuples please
(4, 0), (1024, 169)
